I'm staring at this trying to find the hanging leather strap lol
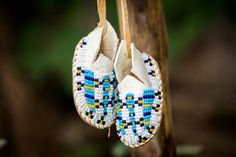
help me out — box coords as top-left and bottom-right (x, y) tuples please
(97, 0), (106, 28)
(121, 0), (131, 58)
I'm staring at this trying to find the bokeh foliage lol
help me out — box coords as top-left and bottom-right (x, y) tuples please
(17, 0), (235, 90)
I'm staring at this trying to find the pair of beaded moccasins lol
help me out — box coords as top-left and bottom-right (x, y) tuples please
(72, 21), (163, 148)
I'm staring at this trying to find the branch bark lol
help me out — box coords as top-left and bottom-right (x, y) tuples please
(116, 0), (176, 156)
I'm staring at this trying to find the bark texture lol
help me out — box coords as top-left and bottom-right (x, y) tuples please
(116, 0), (176, 156)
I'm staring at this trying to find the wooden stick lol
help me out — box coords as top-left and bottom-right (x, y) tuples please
(120, 0), (132, 58)
(97, 0), (106, 28)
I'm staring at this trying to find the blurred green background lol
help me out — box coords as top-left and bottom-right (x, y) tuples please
(0, 0), (236, 157)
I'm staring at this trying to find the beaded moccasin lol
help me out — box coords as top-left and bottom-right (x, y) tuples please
(72, 21), (118, 129)
(114, 41), (163, 147)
